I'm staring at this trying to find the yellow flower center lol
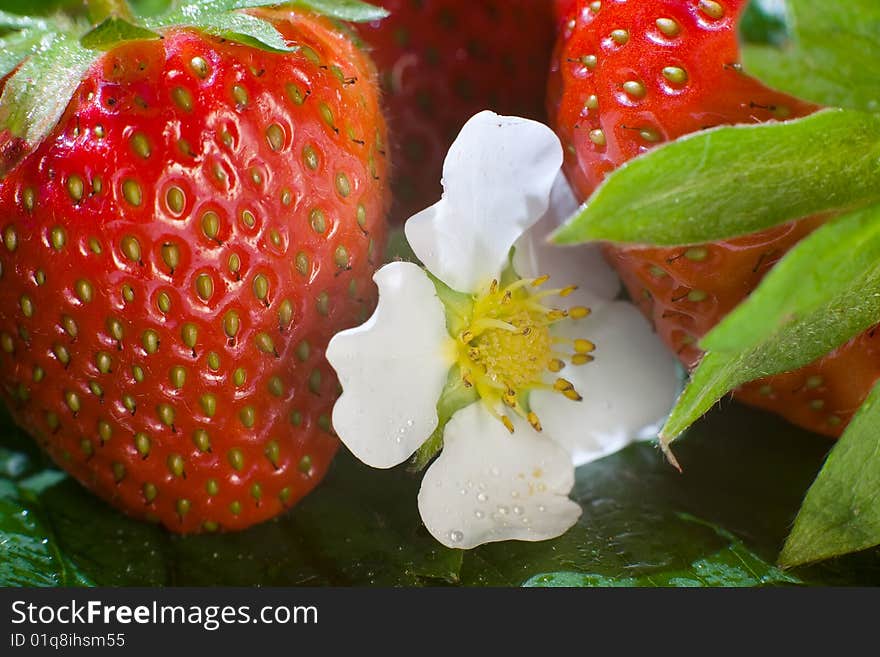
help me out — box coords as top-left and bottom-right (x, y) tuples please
(454, 275), (595, 433)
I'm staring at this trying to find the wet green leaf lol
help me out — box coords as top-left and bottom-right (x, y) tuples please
(2, 403), (879, 586)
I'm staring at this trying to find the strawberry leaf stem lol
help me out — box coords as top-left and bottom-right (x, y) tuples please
(553, 109), (880, 247)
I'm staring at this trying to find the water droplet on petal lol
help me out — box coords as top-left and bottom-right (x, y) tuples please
(513, 505), (523, 515)
(474, 510), (485, 519)
(497, 505), (509, 515)
(537, 504), (546, 512)
(477, 492), (488, 503)
(449, 530), (464, 544)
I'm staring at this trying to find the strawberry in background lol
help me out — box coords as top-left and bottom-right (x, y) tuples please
(361, 0), (556, 223)
(548, 0), (879, 437)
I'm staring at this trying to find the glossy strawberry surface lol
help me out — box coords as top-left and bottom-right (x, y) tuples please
(549, 0), (879, 437)
(0, 10), (389, 532)
(361, 0), (556, 223)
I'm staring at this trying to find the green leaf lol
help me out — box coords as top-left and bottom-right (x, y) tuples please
(0, 32), (98, 145)
(80, 17), (161, 50)
(290, 0), (388, 22)
(743, 0), (880, 113)
(0, 481), (93, 587)
(662, 203), (880, 445)
(0, 9), (49, 29)
(0, 0), (81, 15)
(552, 109), (880, 246)
(0, 29), (45, 79)
(781, 381), (880, 567)
(148, 3), (296, 52)
(704, 203), (880, 353)
(190, 0), (389, 22)
(186, 12), (296, 52)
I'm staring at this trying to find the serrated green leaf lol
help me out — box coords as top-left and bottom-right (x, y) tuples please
(0, 29), (45, 78)
(0, 32), (98, 144)
(661, 203), (880, 445)
(743, 0), (880, 113)
(781, 381), (880, 567)
(553, 109), (880, 246)
(80, 16), (161, 50)
(290, 0), (388, 22)
(704, 203), (880, 353)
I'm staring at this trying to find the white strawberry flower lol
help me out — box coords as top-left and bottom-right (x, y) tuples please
(326, 112), (679, 549)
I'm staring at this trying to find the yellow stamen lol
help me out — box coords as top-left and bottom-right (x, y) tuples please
(451, 275), (595, 433)
(528, 412), (542, 432)
(574, 339), (596, 354)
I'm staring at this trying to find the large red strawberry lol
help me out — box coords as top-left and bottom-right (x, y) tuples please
(549, 0), (878, 437)
(0, 3), (389, 532)
(360, 0), (556, 223)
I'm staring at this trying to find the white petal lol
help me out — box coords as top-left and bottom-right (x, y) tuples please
(326, 262), (452, 469)
(418, 403), (582, 549)
(405, 111), (563, 293)
(513, 174), (621, 309)
(532, 302), (680, 467)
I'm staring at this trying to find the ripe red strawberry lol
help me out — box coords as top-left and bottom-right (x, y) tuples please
(548, 0), (876, 437)
(360, 0), (556, 223)
(0, 6), (389, 532)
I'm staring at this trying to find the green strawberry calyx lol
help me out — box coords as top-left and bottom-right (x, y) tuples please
(0, 0), (388, 156)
